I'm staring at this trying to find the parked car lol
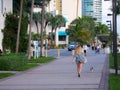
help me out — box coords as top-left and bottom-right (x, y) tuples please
(68, 42), (76, 51)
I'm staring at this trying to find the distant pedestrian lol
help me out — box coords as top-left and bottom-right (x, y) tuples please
(91, 43), (94, 50)
(96, 45), (100, 53)
(72, 45), (84, 77)
(83, 44), (88, 56)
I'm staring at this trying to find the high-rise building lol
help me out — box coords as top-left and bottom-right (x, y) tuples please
(82, 0), (94, 17)
(82, 0), (102, 22)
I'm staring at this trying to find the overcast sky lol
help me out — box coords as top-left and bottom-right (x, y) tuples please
(102, 0), (120, 37)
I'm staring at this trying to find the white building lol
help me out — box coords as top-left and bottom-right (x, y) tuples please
(0, 0), (12, 50)
(48, 0), (82, 45)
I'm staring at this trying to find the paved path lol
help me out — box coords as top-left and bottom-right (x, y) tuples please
(0, 49), (109, 90)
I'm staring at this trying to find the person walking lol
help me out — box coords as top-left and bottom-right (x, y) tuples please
(83, 44), (88, 56)
(72, 45), (84, 77)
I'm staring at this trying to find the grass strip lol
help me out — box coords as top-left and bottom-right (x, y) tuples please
(109, 74), (120, 90)
(29, 57), (55, 63)
(109, 53), (120, 70)
(0, 73), (14, 79)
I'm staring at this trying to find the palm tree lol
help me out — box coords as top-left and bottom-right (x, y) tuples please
(16, 0), (23, 53)
(28, 0), (34, 60)
(44, 12), (53, 29)
(33, 12), (42, 34)
(49, 14), (65, 46)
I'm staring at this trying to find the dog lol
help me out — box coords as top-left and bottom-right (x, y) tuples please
(90, 67), (94, 72)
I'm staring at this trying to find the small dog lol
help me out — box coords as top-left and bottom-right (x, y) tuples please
(90, 67), (94, 72)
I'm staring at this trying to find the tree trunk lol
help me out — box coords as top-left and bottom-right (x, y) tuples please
(35, 21), (39, 34)
(40, 0), (45, 57)
(16, 0), (23, 53)
(28, 0), (34, 60)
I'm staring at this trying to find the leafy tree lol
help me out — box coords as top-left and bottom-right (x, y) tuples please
(2, 14), (18, 53)
(2, 14), (28, 53)
(94, 22), (111, 44)
(67, 16), (95, 45)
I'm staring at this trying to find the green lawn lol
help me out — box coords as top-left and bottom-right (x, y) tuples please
(109, 53), (120, 70)
(0, 73), (14, 79)
(109, 53), (120, 90)
(109, 74), (120, 90)
(0, 56), (55, 79)
(29, 57), (55, 63)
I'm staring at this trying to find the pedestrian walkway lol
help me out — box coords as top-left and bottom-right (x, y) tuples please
(0, 49), (109, 90)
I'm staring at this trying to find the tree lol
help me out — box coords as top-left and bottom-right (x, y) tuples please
(67, 16), (95, 44)
(94, 22), (111, 44)
(2, 14), (18, 53)
(28, 0), (34, 60)
(44, 12), (53, 29)
(2, 13), (28, 53)
(49, 14), (65, 45)
(16, 0), (23, 53)
(33, 12), (42, 34)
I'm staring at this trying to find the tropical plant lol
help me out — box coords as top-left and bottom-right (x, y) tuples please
(33, 12), (41, 34)
(44, 12), (53, 29)
(67, 16), (95, 45)
(94, 22), (111, 44)
(49, 14), (65, 45)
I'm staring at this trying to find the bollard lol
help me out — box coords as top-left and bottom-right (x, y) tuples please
(46, 49), (48, 57)
(58, 47), (60, 58)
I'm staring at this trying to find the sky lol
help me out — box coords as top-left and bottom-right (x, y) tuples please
(102, 0), (120, 37)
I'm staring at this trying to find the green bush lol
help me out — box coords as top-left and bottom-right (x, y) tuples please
(0, 53), (28, 70)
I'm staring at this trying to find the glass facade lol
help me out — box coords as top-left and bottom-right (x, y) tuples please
(82, 0), (94, 17)
(82, 0), (102, 22)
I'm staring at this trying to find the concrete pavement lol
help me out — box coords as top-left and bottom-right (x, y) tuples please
(0, 49), (109, 90)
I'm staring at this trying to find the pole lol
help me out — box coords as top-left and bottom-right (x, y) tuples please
(40, 0), (45, 57)
(112, 0), (118, 75)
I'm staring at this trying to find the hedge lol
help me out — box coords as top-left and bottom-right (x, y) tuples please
(0, 53), (28, 70)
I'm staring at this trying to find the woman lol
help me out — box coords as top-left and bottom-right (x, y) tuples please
(72, 45), (84, 77)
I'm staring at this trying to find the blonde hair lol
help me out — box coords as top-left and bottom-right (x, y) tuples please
(75, 45), (83, 55)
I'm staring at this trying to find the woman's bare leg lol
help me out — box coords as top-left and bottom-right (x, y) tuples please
(79, 63), (83, 73)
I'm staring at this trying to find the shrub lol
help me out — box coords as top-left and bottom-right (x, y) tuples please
(0, 53), (28, 70)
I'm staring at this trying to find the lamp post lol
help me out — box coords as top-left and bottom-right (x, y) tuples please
(112, 0), (118, 75)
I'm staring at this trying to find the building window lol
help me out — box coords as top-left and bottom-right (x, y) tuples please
(59, 36), (66, 41)
(0, 0), (3, 13)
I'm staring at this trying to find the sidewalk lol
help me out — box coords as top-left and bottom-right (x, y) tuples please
(0, 49), (109, 90)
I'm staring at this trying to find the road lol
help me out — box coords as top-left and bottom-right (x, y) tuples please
(47, 48), (72, 58)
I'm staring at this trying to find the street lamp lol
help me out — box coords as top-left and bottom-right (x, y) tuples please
(112, 0), (118, 75)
